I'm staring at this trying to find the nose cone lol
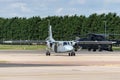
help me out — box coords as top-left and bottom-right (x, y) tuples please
(64, 45), (74, 52)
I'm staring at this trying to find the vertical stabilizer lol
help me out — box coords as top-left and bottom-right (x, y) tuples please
(48, 25), (55, 42)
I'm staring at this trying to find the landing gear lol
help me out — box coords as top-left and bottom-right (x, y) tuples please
(93, 49), (96, 52)
(108, 45), (113, 51)
(69, 52), (75, 56)
(98, 48), (103, 51)
(46, 51), (50, 56)
(98, 45), (102, 52)
(88, 48), (91, 51)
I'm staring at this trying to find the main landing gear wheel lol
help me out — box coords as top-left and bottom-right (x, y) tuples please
(69, 52), (75, 56)
(46, 51), (50, 56)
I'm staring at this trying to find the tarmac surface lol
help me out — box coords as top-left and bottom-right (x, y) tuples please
(0, 50), (120, 80)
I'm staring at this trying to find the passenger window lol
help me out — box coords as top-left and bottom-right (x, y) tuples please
(68, 42), (69, 45)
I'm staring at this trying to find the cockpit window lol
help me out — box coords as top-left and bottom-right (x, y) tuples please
(63, 42), (67, 45)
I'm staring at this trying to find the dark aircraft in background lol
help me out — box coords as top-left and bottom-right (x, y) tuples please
(75, 33), (115, 51)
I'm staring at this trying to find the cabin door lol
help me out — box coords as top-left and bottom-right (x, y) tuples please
(54, 43), (58, 53)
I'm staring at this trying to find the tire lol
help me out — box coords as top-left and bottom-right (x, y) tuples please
(93, 49), (96, 52)
(69, 53), (71, 56)
(73, 53), (75, 56)
(71, 52), (75, 56)
(48, 52), (50, 56)
(46, 51), (50, 56)
(88, 48), (91, 51)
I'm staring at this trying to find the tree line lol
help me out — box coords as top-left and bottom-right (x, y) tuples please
(0, 12), (120, 41)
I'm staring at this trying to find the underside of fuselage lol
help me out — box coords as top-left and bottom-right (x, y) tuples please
(46, 44), (75, 56)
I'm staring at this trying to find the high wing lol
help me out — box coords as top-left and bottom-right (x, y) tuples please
(2, 40), (46, 45)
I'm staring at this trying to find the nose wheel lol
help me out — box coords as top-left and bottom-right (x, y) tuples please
(69, 52), (75, 56)
(46, 51), (51, 56)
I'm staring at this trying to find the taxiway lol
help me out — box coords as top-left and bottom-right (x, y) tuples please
(0, 50), (120, 80)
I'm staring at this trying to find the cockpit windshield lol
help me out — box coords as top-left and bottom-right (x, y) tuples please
(63, 42), (67, 46)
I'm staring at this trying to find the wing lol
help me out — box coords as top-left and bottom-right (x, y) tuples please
(3, 40), (46, 45)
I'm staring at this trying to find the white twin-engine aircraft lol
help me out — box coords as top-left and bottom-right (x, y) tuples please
(46, 25), (76, 56)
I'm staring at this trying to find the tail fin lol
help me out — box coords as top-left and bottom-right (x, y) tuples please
(48, 25), (55, 42)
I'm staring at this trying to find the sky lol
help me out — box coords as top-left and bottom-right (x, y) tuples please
(0, 0), (120, 18)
